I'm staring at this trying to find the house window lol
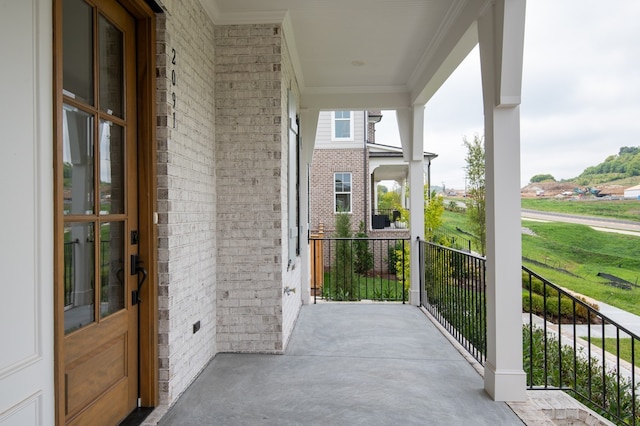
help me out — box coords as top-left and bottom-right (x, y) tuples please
(332, 110), (353, 141)
(334, 172), (352, 213)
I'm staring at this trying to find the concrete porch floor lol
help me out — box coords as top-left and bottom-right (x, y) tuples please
(153, 303), (528, 425)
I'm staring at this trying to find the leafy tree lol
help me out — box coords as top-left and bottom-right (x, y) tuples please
(619, 146), (640, 156)
(463, 134), (486, 255)
(577, 145), (640, 181)
(424, 189), (444, 241)
(377, 185), (401, 211)
(530, 174), (555, 183)
(354, 220), (373, 275)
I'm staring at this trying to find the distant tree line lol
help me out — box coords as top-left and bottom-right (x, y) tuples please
(529, 146), (640, 185)
(578, 146), (640, 181)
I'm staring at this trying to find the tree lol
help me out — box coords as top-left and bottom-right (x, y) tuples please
(463, 134), (486, 255)
(332, 213), (355, 299)
(377, 185), (401, 211)
(424, 189), (444, 241)
(530, 174), (555, 183)
(354, 220), (373, 275)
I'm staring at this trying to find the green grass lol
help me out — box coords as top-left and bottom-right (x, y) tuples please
(442, 207), (640, 315)
(321, 272), (406, 301)
(440, 209), (483, 252)
(522, 221), (640, 315)
(590, 338), (640, 365)
(521, 198), (640, 222)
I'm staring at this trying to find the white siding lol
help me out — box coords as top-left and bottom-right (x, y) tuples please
(0, 0), (55, 424)
(314, 111), (366, 149)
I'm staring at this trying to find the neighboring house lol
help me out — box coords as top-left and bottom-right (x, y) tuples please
(310, 110), (437, 235)
(624, 184), (640, 199)
(1, 1), (528, 424)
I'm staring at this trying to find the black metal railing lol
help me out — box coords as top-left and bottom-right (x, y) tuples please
(309, 236), (409, 303)
(64, 240), (79, 307)
(418, 240), (640, 425)
(523, 266), (640, 425)
(419, 240), (486, 364)
(431, 226), (472, 253)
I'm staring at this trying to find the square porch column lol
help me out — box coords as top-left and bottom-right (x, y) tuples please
(478, 0), (527, 401)
(397, 106), (425, 306)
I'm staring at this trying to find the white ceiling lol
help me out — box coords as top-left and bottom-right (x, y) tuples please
(200, 0), (489, 109)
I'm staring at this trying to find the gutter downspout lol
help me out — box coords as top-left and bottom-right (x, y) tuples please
(363, 111), (368, 231)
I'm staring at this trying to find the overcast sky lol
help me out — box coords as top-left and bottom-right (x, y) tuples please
(374, 0), (640, 189)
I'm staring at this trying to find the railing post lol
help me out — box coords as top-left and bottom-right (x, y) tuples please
(310, 223), (324, 304)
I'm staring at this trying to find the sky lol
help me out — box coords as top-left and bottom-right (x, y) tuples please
(374, 0), (640, 190)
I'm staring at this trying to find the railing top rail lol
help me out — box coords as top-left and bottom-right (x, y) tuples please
(522, 265), (640, 341)
(309, 236), (410, 242)
(419, 238), (486, 261)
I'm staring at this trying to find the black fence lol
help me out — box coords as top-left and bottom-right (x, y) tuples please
(431, 226), (472, 253)
(420, 240), (486, 364)
(523, 266), (640, 425)
(418, 239), (640, 425)
(309, 236), (409, 303)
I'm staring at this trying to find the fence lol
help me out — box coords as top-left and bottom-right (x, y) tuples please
(431, 226), (472, 253)
(419, 239), (640, 425)
(309, 236), (409, 303)
(419, 240), (486, 364)
(523, 266), (640, 425)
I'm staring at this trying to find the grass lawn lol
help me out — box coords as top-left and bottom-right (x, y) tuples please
(521, 198), (640, 222)
(522, 221), (640, 315)
(590, 338), (640, 365)
(322, 271), (406, 301)
(442, 208), (640, 316)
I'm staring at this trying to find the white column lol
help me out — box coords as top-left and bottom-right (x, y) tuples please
(299, 109), (319, 305)
(478, 0), (526, 401)
(397, 106), (425, 306)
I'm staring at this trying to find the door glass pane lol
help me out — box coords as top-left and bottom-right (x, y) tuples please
(100, 222), (125, 318)
(99, 14), (124, 118)
(63, 0), (94, 104)
(99, 120), (124, 214)
(63, 104), (94, 215)
(64, 223), (95, 334)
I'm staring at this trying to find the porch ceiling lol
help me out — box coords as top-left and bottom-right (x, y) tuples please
(372, 164), (408, 183)
(200, 0), (487, 109)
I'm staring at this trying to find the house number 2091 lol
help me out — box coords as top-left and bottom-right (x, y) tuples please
(171, 48), (177, 128)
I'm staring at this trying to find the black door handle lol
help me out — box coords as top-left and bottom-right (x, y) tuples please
(131, 254), (147, 305)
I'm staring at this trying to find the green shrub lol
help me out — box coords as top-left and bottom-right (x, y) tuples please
(524, 324), (640, 424)
(354, 221), (373, 275)
(522, 272), (599, 323)
(332, 213), (356, 299)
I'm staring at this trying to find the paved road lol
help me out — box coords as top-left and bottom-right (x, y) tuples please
(522, 209), (640, 235)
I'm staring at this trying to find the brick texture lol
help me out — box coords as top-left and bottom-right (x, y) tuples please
(156, 0), (217, 405)
(215, 24), (301, 354)
(310, 148), (368, 235)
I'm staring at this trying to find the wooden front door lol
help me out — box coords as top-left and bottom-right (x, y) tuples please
(55, 0), (141, 423)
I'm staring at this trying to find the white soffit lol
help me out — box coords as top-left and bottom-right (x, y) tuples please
(202, 0), (484, 108)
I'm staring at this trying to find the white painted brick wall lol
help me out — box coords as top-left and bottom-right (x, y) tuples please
(216, 24), (298, 354)
(156, 0), (217, 406)
(281, 35), (302, 349)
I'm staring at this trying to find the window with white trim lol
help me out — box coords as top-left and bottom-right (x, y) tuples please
(331, 110), (353, 141)
(334, 172), (352, 213)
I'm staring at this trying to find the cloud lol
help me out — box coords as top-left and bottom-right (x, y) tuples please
(376, 0), (640, 189)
